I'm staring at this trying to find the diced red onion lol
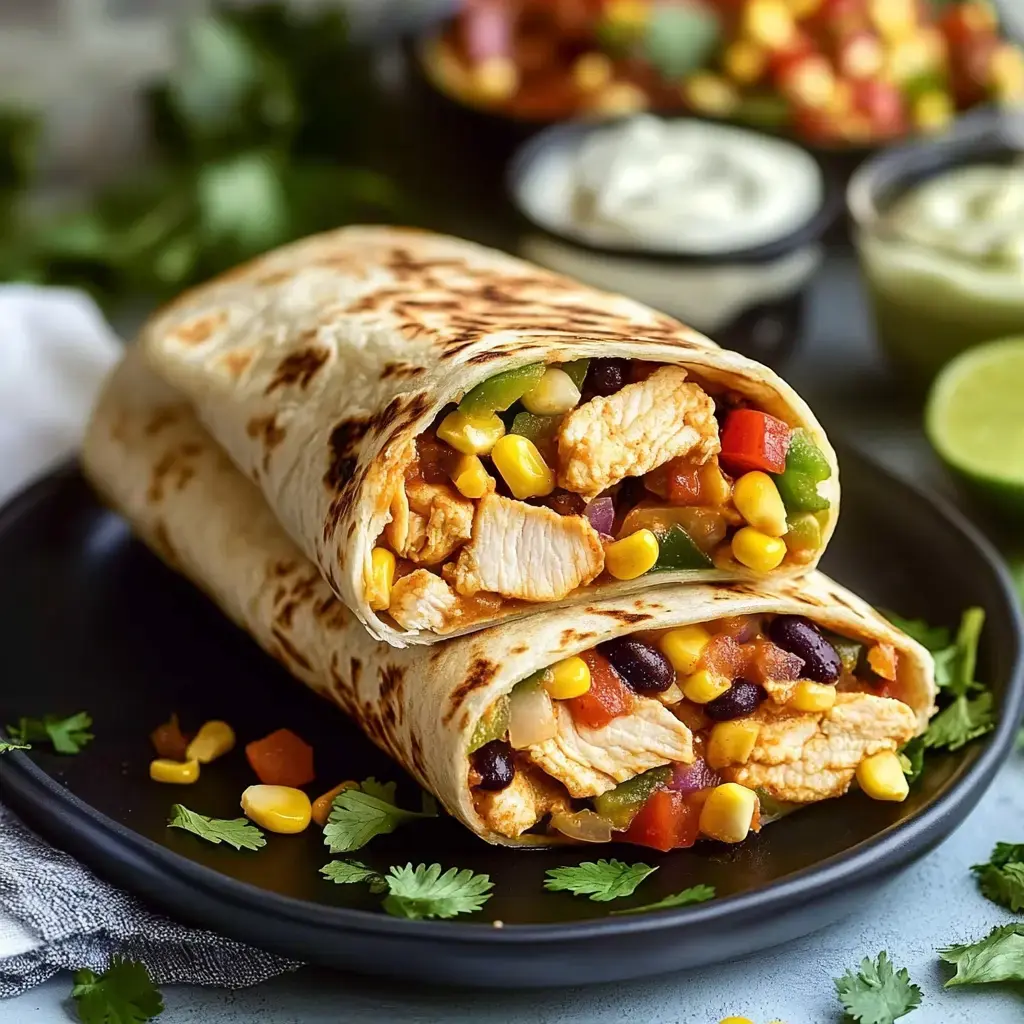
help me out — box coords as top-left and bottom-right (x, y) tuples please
(550, 809), (613, 844)
(668, 758), (720, 794)
(584, 497), (615, 535)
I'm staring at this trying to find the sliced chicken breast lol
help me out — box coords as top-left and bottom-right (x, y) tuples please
(450, 493), (605, 602)
(474, 762), (571, 839)
(385, 479), (474, 566)
(723, 693), (917, 803)
(526, 699), (694, 799)
(557, 366), (720, 496)
(387, 569), (458, 632)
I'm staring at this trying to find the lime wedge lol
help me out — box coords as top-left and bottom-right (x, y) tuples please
(926, 336), (1024, 514)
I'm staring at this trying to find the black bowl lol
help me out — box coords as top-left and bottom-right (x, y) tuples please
(0, 447), (1021, 988)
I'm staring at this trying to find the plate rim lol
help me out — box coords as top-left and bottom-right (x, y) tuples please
(1, 451), (1022, 946)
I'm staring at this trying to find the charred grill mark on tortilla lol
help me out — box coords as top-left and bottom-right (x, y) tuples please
(245, 414), (286, 474)
(265, 345), (331, 394)
(445, 657), (499, 725)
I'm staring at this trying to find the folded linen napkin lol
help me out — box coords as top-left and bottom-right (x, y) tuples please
(0, 286), (298, 996)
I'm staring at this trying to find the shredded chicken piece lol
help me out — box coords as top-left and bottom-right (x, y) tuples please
(526, 700), (694, 798)
(387, 569), (458, 632)
(450, 493), (604, 602)
(556, 366), (720, 496)
(474, 764), (571, 839)
(722, 693), (917, 803)
(384, 480), (474, 566)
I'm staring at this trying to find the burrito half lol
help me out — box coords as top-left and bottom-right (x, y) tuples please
(83, 350), (932, 848)
(139, 226), (839, 646)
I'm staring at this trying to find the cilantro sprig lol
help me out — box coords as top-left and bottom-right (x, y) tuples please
(971, 841), (1024, 913)
(544, 860), (658, 902)
(7, 712), (93, 754)
(611, 884), (716, 915)
(322, 777), (437, 854)
(381, 863), (493, 920)
(0, 739), (31, 754)
(167, 804), (265, 851)
(939, 924), (1024, 987)
(320, 859), (387, 894)
(834, 951), (922, 1024)
(71, 956), (163, 1024)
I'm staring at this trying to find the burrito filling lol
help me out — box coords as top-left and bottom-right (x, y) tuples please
(467, 613), (917, 847)
(371, 359), (832, 632)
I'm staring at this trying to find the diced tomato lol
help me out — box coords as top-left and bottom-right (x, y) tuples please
(867, 642), (898, 681)
(245, 728), (315, 787)
(851, 78), (906, 138)
(150, 713), (189, 761)
(774, 52), (836, 109)
(939, 1), (997, 50)
(747, 638), (805, 683)
(412, 434), (456, 485)
(713, 615), (762, 644)
(567, 650), (635, 730)
(699, 633), (747, 679)
(621, 789), (701, 852)
(720, 409), (792, 475)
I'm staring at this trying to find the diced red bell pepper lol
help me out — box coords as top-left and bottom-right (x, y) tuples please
(774, 52), (837, 109)
(747, 638), (805, 684)
(567, 650), (635, 730)
(622, 789), (701, 852)
(851, 78), (907, 138)
(699, 634), (747, 679)
(720, 409), (792, 475)
(245, 728), (315, 787)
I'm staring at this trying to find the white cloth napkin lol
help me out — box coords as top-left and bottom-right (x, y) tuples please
(0, 286), (298, 995)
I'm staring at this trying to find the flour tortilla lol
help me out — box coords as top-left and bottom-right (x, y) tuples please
(82, 349), (929, 847)
(138, 226), (839, 646)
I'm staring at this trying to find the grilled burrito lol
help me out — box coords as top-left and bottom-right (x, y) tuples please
(83, 349), (932, 849)
(138, 226), (839, 646)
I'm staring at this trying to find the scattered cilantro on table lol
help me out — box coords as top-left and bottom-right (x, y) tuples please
(610, 883), (716, 915)
(834, 951), (922, 1024)
(320, 859), (387, 894)
(167, 803), (265, 851)
(543, 859), (657, 902)
(971, 841), (1024, 913)
(381, 864), (493, 921)
(71, 956), (163, 1023)
(322, 778), (437, 854)
(6, 712), (93, 754)
(939, 924), (1024, 987)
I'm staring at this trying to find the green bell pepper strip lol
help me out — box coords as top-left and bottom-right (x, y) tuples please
(773, 429), (832, 514)
(754, 789), (799, 825)
(593, 765), (673, 830)
(782, 429), (831, 481)
(458, 363), (546, 416)
(823, 632), (865, 676)
(652, 524), (713, 571)
(560, 359), (590, 391)
(467, 695), (510, 754)
(510, 411), (561, 449)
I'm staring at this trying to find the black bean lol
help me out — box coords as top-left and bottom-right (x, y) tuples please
(767, 615), (841, 683)
(585, 358), (629, 397)
(472, 740), (515, 791)
(705, 679), (767, 721)
(598, 637), (675, 695)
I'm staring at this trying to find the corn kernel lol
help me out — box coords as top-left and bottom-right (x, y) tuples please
(573, 52), (613, 92)
(241, 784), (312, 834)
(490, 434), (555, 499)
(790, 680), (837, 713)
(723, 38), (766, 84)
(311, 780), (358, 826)
(733, 472), (788, 538)
(543, 657), (592, 700)
(720, 1018), (756, 1024)
(521, 368), (581, 416)
(707, 720), (761, 769)
(149, 758), (200, 784)
(682, 668), (732, 705)
(856, 751), (910, 803)
(913, 90), (953, 133)
(472, 57), (518, 102)
(185, 720), (236, 764)
(731, 526), (787, 573)
(659, 625), (712, 676)
(605, 529), (659, 580)
(367, 547), (395, 611)
(592, 81), (648, 116)
(699, 783), (759, 843)
(449, 453), (493, 500)
(436, 411), (506, 456)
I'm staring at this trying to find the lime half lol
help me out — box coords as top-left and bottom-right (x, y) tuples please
(926, 336), (1024, 516)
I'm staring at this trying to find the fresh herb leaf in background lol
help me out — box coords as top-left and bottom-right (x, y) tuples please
(71, 956), (163, 1024)
(834, 951), (922, 1024)
(882, 613), (951, 654)
(897, 737), (925, 783)
(7, 712), (93, 754)
(323, 779), (437, 854)
(320, 859), (388, 894)
(971, 841), (1024, 913)
(611, 883), (716, 915)
(939, 924), (1024, 987)
(642, 2), (720, 79)
(382, 863), (493, 921)
(923, 692), (994, 752)
(544, 860), (658, 902)
(0, 740), (30, 754)
(167, 804), (266, 851)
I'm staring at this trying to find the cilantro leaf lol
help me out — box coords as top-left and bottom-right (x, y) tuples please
(883, 608), (984, 695)
(897, 737), (925, 783)
(971, 841), (1024, 912)
(322, 780), (436, 854)
(320, 859), (387, 894)
(71, 956), (163, 1023)
(382, 863), (492, 920)
(8, 712), (93, 754)
(0, 740), (30, 754)
(881, 612), (951, 652)
(923, 693), (995, 752)
(544, 860), (658, 902)
(611, 883), (716, 915)
(939, 924), (1024, 986)
(834, 951), (922, 1024)
(167, 804), (265, 851)
(988, 842), (1024, 868)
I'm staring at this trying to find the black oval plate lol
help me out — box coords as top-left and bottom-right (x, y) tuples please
(0, 447), (1021, 988)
